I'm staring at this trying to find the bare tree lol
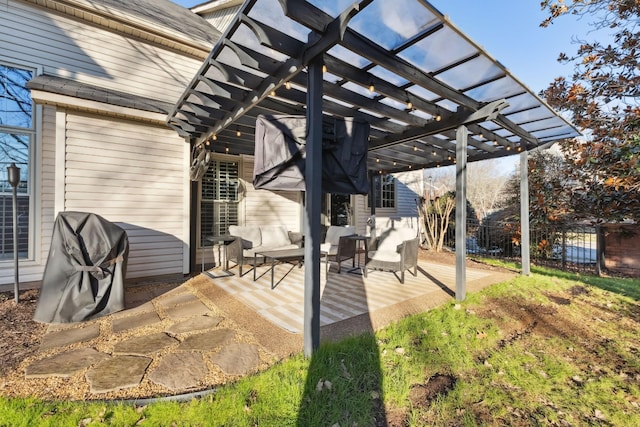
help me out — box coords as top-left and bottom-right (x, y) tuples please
(466, 159), (510, 220)
(418, 192), (455, 252)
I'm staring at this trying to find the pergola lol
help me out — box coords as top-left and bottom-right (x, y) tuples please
(167, 0), (580, 355)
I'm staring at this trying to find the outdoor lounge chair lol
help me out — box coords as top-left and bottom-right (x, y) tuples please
(320, 225), (357, 273)
(363, 227), (419, 283)
(226, 225), (303, 276)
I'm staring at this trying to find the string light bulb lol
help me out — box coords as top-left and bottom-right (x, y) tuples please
(285, 81), (291, 90)
(225, 146), (229, 153)
(212, 134), (217, 141)
(506, 145), (511, 151)
(435, 113), (442, 122)
(236, 128), (241, 137)
(375, 157), (380, 163)
(368, 82), (375, 92)
(413, 145), (418, 151)
(406, 100), (413, 110)
(322, 64), (327, 73)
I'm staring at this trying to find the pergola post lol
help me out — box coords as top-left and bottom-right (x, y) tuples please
(520, 150), (531, 275)
(303, 56), (323, 357)
(455, 125), (467, 301)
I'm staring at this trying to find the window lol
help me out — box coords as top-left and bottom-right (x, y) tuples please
(200, 159), (239, 246)
(1, 63), (34, 261)
(368, 174), (396, 209)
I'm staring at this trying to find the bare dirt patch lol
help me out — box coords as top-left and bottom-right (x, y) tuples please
(409, 373), (457, 407)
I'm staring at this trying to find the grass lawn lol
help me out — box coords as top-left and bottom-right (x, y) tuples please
(1, 265), (638, 426)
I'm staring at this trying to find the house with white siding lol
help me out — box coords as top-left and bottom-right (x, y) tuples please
(0, 0), (422, 288)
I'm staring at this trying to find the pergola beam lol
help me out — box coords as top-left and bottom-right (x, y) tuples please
(370, 99), (509, 150)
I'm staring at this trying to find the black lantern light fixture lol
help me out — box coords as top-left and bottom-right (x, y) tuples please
(7, 163), (20, 303)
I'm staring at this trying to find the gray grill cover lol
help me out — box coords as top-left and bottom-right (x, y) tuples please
(253, 115), (370, 194)
(33, 211), (129, 323)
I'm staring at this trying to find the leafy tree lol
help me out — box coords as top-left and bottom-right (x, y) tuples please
(540, 0), (640, 221)
(504, 150), (572, 224)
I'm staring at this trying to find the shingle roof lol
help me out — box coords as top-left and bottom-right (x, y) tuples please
(27, 75), (174, 114)
(47, 0), (221, 49)
(98, 0), (220, 46)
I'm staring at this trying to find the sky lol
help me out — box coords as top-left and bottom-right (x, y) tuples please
(171, 0), (597, 174)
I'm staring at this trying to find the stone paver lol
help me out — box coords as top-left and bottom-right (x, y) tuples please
(177, 328), (235, 351)
(85, 355), (152, 393)
(147, 352), (208, 391)
(113, 333), (177, 356)
(113, 301), (155, 318)
(210, 343), (261, 376)
(39, 323), (101, 351)
(164, 299), (211, 320)
(111, 309), (161, 333)
(166, 315), (222, 335)
(157, 291), (199, 308)
(25, 348), (109, 378)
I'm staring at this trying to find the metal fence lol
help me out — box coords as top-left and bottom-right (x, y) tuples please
(445, 219), (601, 275)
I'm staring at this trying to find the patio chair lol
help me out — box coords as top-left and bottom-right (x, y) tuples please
(320, 225), (357, 273)
(363, 227), (419, 283)
(226, 225), (303, 276)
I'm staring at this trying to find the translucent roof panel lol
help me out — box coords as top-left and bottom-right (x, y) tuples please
(247, 0), (309, 42)
(342, 81), (378, 99)
(349, 0), (440, 50)
(306, 0), (354, 17)
(399, 26), (478, 73)
(407, 85), (439, 102)
(465, 76), (523, 103)
(435, 56), (504, 91)
(230, 25), (288, 62)
(369, 66), (409, 87)
(168, 0), (580, 172)
(327, 45), (371, 69)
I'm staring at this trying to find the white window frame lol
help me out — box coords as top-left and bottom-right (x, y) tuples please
(0, 60), (41, 264)
(368, 174), (397, 212)
(198, 154), (240, 249)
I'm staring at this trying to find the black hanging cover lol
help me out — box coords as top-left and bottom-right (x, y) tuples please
(33, 211), (129, 323)
(253, 115), (370, 194)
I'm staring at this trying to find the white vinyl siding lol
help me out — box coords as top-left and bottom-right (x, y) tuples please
(2, 0), (203, 104)
(201, 6), (241, 33)
(241, 156), (301, 230)
(355, 171), (423, 235)
(64, 113), (187, 278)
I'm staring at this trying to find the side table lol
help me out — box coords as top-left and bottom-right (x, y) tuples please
(346, 235), (369, 274)
(204, 235), (236, 277)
